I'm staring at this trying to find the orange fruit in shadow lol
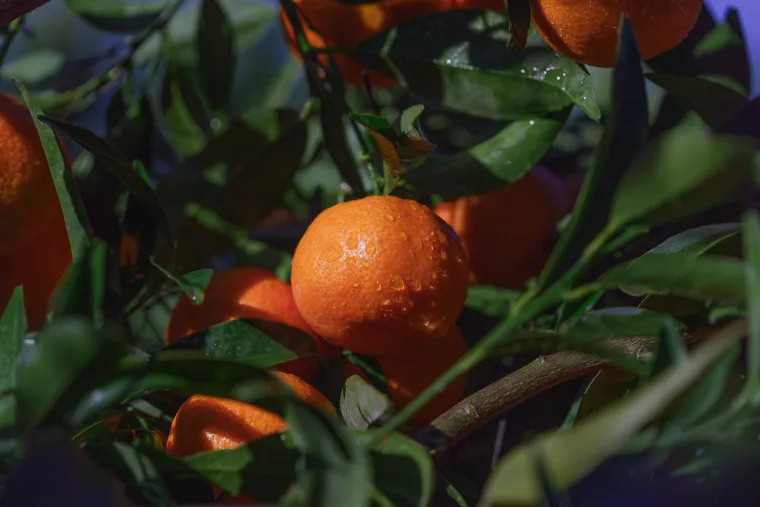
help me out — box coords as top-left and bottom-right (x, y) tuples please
(530, 0), (703, 68)
(165, 371), (335, 459)
(291, 195), (469, 356)
(165, 267), (336, 382)
(434, 166), (571, 290)
(0, 93), (63, 254)
(280, 0), (506, 87)
(0, 206), (71, 330)
(345, 325), (468, 427)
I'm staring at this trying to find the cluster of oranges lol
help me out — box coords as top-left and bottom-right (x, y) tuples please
(281, 0), (703, 83)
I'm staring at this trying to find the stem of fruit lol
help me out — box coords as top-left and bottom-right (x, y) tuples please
(370, 225), (619, 442)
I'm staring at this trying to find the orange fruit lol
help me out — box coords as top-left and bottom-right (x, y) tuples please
(165, 267), (335, 381)
(345, 325), (468, 426)
(530, 0), (703, 68)
(434, 166), (571, 289)
(0, 93), (64, 253)
(166, 371), (335, 459)
(291, 195), (468, 356)
(280, 0), (505, 86)
(0, 205), (71, 330)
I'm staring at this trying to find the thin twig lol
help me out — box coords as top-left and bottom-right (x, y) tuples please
(420, 328), (716, 457)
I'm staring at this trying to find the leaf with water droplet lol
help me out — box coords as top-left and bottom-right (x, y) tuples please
(151, 259), (212, 306)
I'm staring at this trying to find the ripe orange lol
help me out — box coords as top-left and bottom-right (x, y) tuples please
(345, 325), (468, 426)
(166, 371), (335, 458)
(0, 203), (71, 330)
(434, 166), (570, 289)
(291, 195), (468, 356)
(0, 93), (63, 253)
(280, 0), (505, 86)
(165, 267), (335, 381)
(530, 0), (703, 68)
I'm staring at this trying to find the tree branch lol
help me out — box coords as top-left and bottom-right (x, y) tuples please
(418, 334), (685, 457)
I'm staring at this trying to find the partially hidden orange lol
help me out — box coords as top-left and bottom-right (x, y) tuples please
(280, 0), (505, 86)
(434, 166), (571, 289)
(165, 266), (335, 382)
(166, 371), (335, 459)
(530, 0), (703, 68)
(291, 195), (469, 356)
(345, 325), (468, 427)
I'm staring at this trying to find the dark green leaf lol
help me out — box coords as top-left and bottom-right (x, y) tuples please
(354, 11), (599, 120)
(641, 223), (742, 259)
(505, 0), (531, 50)
(354, 430), (435, 507)
(482, 320), (746, 505)
(64, 0), (167, 33)
(659, 344), (741, 444)
(160, 61), (209, 158)
(539, 19), (648, 289)
(85, 442), (173, 505)
(403, 111), (569, 199)
(183, 436), (299, 501)
(574, 369), (638, 422)
(565, 308), (681, 342)
(48, 240), (108, 327)
(340, 375), (393, 429)
(399, 105), (425, 134)
(464, 286), (521, 318)
(16, 317), (105, 428)
(645, 73), (747, 127)
(285, 402), (372, 507)
(597, 254), (746, 304)
(197, 0), (237, 111)
(40, 116), (173, 242)
(609, 115), (755, 229)
(0, 287), (26, 429)
(150, 261), (210, 305)
(694, 18), (743, 57)
(741, 211), (760, 403)
(161, 318), (311, 368)
(350, 113), (397, 144)
(647, 317), (688, 381)
(13, 79), (91, 260)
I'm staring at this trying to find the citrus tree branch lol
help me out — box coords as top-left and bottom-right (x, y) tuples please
(420, 330), (710, 457)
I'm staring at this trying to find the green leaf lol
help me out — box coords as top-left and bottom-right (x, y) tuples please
(740, 211), (760, 405)
(48, 240), (108, 328)
(0, 287), (26, 429)
(538, 19), (648, 289)
(350, 113), (397, 144)
(85, 442), (173, 505)
(160, 61), (210, 158)
(608, 115), (755, 229)
(399, 105), (425, 134)
(403, 111), (569, 199)
(39, 115), (173, 242)
(646, 317), (688, 381)
(150, 261), (210, 305)
(13, 79), (91, 260)
(464, 286), (521, 318)
(197, 0), (237, 111)
(645, 73), (747, 127)
(641, 223), (742, 259)
(694, 17), (743, 57)
(354, 430), (435, 507)
(64, 0), (167, 33)
(340, 375), (393, 430)
(354, 11), (599, 121)
(564, 308), (681, 341)
(15, 317), (105, 428)
(481, 320), (746, 506)
(285, 402), (372, 507)
(161, 318), (311, 368)
(183, 436), (299, 501)
(597, 254), (746, 304)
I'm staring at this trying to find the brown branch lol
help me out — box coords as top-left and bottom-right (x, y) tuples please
(420, 328), (713, 457)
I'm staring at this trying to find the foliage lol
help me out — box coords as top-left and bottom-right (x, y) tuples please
(1, 1), (759, 506)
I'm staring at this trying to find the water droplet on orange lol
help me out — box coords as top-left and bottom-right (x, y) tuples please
(390, 275), (406, 291)
(374, 281), (383, 291)
(352, 281), (360, 288)
(393, 293), (405, 303)
(432, 272), (439, 280)
(381, 298), (391, 306)
(440, 250), (448, 260)
(401, 306), (410, 313)
(386, 214), (396, 222)
(408, 300), (415, 307)
(366, 243), (377, 255)
(412, 279), (422, 291)
(400, 231), (408, 241)
(345, 235), (358, 250)
(360, 259), (370, 268)
(437, 231), (447, 243)
(429, 231), (435, 237)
